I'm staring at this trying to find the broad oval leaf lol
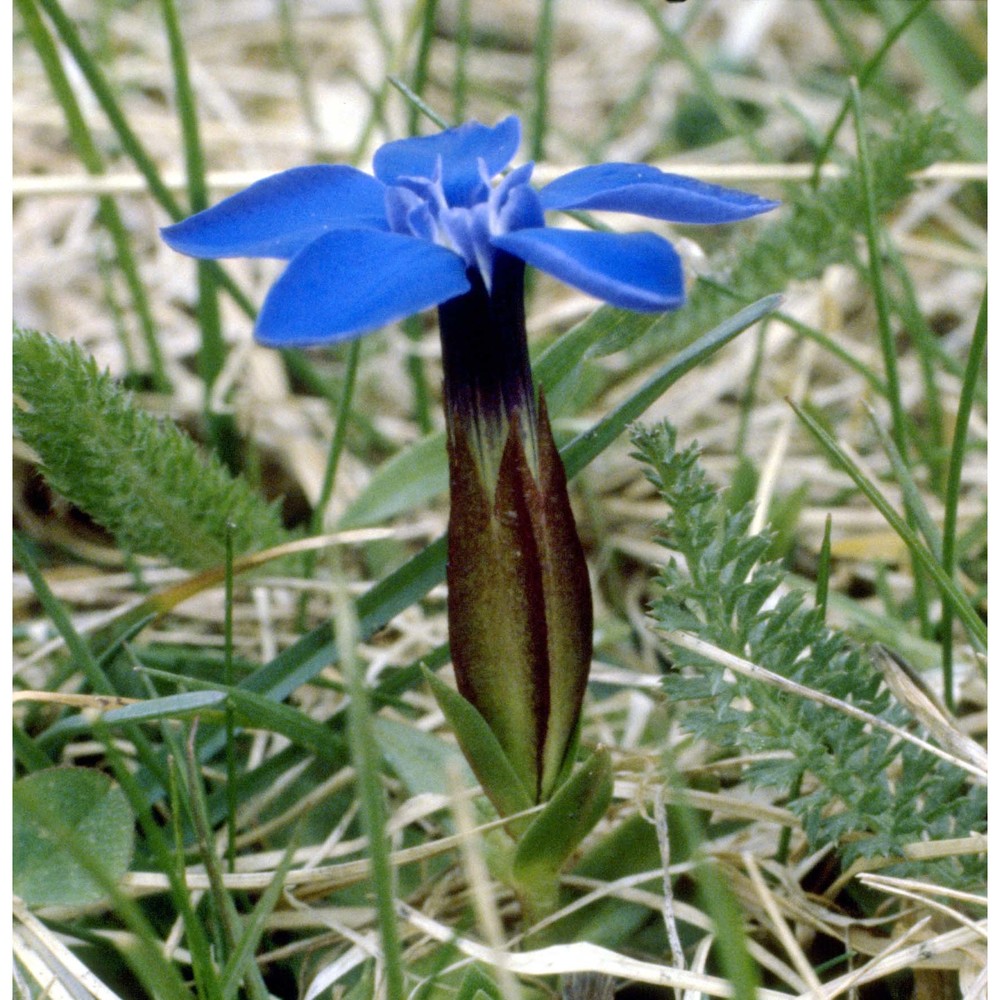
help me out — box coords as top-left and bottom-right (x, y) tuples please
(14, 767), (135, 907)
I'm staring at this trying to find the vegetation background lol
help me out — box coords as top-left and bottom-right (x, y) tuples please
(12, 1), (986, 999)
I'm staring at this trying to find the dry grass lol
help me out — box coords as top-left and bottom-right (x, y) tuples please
(13, 1), (986, 998)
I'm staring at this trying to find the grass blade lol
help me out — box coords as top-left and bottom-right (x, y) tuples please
(940, 290), (987, 707)
(810, 0), (933, 183)
(789, 400), (986, 650)
(529, 0), (556, 160)
(561, 294), (781, 478)
(335, 555), (405, 1000)
(219, 833), (301, 1000)
(182, 731), (271, 1000)
(865, 405), (943, 560)
(15, 0), (170, 391)
(35, 0), (184, 216)
(849, 79), (906, 459)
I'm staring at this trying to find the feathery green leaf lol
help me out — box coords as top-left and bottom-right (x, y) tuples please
(14, 327), (289, 568)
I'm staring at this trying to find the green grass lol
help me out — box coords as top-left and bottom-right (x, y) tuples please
(13, 2), (986, 998)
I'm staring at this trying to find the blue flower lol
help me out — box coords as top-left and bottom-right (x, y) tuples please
(161, 115), (777, 347)
(162, 116), (778, 808)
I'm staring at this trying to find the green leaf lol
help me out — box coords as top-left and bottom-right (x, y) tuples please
(13, 327), (289, 569)
(581, 308), (660, 360)
(561, 294), (782, 478)
(15, 0), (170, 392)
(219, 835), (300, 1000)
(422, 668), (534, 822)
(511, 748), (612, 899)
(878, 0), (985, 158)
(103, 690), (226, 723)
(790, 399), (986, 649)
(134, 672), (346, 764)
(455, 965), (503, 1000)
(374, 716), (474, 799)
(14, 767), (135, 906)
(340, 431), (447, 529)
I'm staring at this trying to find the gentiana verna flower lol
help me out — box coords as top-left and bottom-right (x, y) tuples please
(162, 115), (777, 811)
(161, 115), (776, 346)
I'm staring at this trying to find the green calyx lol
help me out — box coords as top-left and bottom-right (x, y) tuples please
(445, 395), (593, 802)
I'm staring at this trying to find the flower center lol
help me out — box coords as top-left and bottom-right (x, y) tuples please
(384, 158), (543, 290)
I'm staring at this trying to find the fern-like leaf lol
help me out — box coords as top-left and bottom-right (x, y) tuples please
(634, 421), (985, 888)
(14, 326), (290, 569)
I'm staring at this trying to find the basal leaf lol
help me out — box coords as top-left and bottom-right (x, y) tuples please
(14, 767), (135, 907)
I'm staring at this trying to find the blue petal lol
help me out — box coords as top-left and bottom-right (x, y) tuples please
(538, 163), (779, 224)
(374, 117), (522, 207)
(255, 229), (471, 346)
(492, 227), (685, 312)
(161, 166), (388, 260)
(491, 164), (545, 233)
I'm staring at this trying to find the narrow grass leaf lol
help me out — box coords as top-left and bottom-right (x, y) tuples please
(34, 0), (184, 216)
(103, 690), (226, 724)
(940, 290), (987, 707)
(865, 405), (943, 559)
(850, 80), (907, 461)
(15, 0), (170, 391)
(453, 0), (472, 120)
(224, 526), (237, 871)
(562, 294), (781, 478)
(13, 533), (113, 696)
(160, 0), (235, 468)
(636, 0), (770, 160)
(815, 514), (833, 619)
(408, 0), (440, 135)
(663, 760), (760, 1000)
(110, 729), (223, 999)
(529, 0), (556, 160)
(398, 0), (438, 435)
(877, 0), (986, 157)
(301, 337), (363, 615)
(33, 0), (260, 327)
(695, 858), (760, 1000)
(387, 75), (451, 130)
(810, 0), (934, 183)
(182, 731), (272, 1000)
(789, 400), (986, 649)
(337, 559), (405, 1000)
(132, 665), (346, 763)
(220, 833), (301, 1000)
